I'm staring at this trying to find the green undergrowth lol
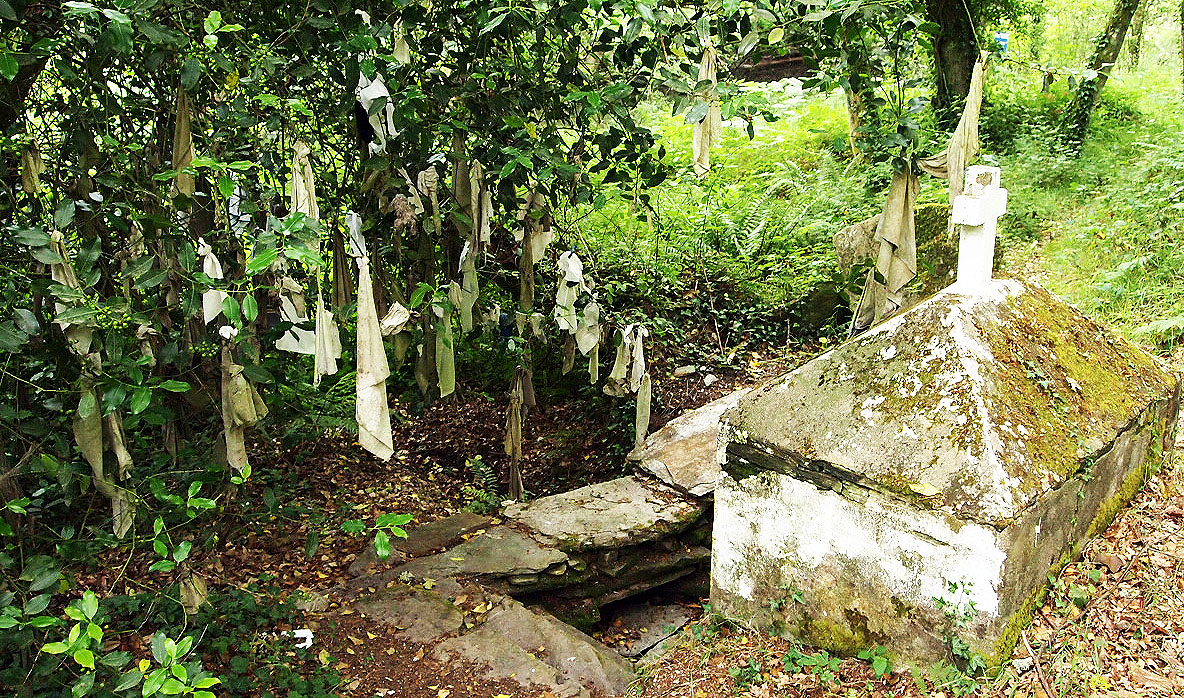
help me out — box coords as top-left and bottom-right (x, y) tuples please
(988, 64), (1184, 351)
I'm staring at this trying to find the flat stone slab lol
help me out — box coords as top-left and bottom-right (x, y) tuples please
(480, 597), (635, 696)
(352, 583), (464, 644)
(505, 476), (705, 552)
(627, 388), (752, 497)
(611, 603), (692, 658)
(350, 512), (492, 576)
(395, 526), (568, 581)
(437, 628), (588, 698)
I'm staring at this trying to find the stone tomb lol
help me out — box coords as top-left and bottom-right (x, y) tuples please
(710, 172), (1179, 666)
(712, 279), (1179, 665)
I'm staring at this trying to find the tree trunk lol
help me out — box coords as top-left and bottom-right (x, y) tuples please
(1060, 0), (1141, 152)
(1126, 0), (1147, 68)
(926, 0), (980, 127)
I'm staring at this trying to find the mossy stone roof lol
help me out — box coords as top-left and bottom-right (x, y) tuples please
(721, 279), (1177, 529)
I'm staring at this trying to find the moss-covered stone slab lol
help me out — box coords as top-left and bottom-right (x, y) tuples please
(711, 278), (1180, 667)
(505, 475), (706, 552)
(351, 583), (465, 644)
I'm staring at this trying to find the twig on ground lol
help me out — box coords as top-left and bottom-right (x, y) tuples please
(1023, 629), (1055, 698)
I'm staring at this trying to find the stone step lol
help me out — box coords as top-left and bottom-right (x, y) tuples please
(349, 511), (492, 576)
(504, 475), (706, 551)
(348, 581), (634, 696)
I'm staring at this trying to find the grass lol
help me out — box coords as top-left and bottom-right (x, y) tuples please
(990, 63), (1184, 348)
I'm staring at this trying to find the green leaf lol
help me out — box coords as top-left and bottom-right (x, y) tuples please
(221, 296), (239, 325)
(30, 567), (61, 592)
(0, 53), (17, 81)
(73, 648), (95, 669)
(28, 615), (62, 628)
(115, 669), (143, 691)
(55, 306), (98, 324)
(54, 200), (76, 229)
(32, 246), (64, 264)
(150, 632), (167, 665)
(78, 390), (98, 418)
(157, 380), (190, 393)
(217, 175), (234, 200)
(101, 650), (131, 668)
(0, 1), (17, 21)
(409, 282), (432, 309)
(684, 100), (710, 125)
(134, 269), (168, 291)
(71, 671), (94, 698)
(193, 678), (219, 689)
(63, 1), (97, 14)
(284, 245), (323, 269)
(181, 57), (201, 90)
(80, 591), (98, 620)
(241, 295), (258, 323)
(203, 10), (222, 34)
(130, 388), (152, 415)
(374, 529), (390, 560)
(42, 641), (70, 654)
(24, 593), (52, 615)
(737, 30), (760, 57)
(480, 12), (507, 35)
(244, 247), (278, 275)
(143, 667), (166, 697)
(376, 512), (412, 528)
(13, 226), (50, 247)
(241, 364), (273, 383)
(172, 540), (191, 563)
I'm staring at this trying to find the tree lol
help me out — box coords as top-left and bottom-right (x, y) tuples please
(927, 0), (980, 122)
(924, 0), (1039, 126)
(1060, 0), (1142, 151)
(1125, 0), (1148, 67)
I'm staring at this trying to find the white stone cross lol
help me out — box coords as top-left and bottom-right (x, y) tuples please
(951, 165), (1008, 292)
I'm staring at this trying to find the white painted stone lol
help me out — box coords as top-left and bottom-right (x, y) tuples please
(711, 277), (1179, 666)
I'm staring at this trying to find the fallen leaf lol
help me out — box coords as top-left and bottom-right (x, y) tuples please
(909, 482), (941, 497)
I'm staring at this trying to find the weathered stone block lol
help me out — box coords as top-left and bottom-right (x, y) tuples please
(628, 388), (752, 497)
(711, 279), (1179, 667)
(833, 204), (958, 310)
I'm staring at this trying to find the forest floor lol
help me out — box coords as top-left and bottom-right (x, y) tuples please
(86, 276), (1183, 698)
